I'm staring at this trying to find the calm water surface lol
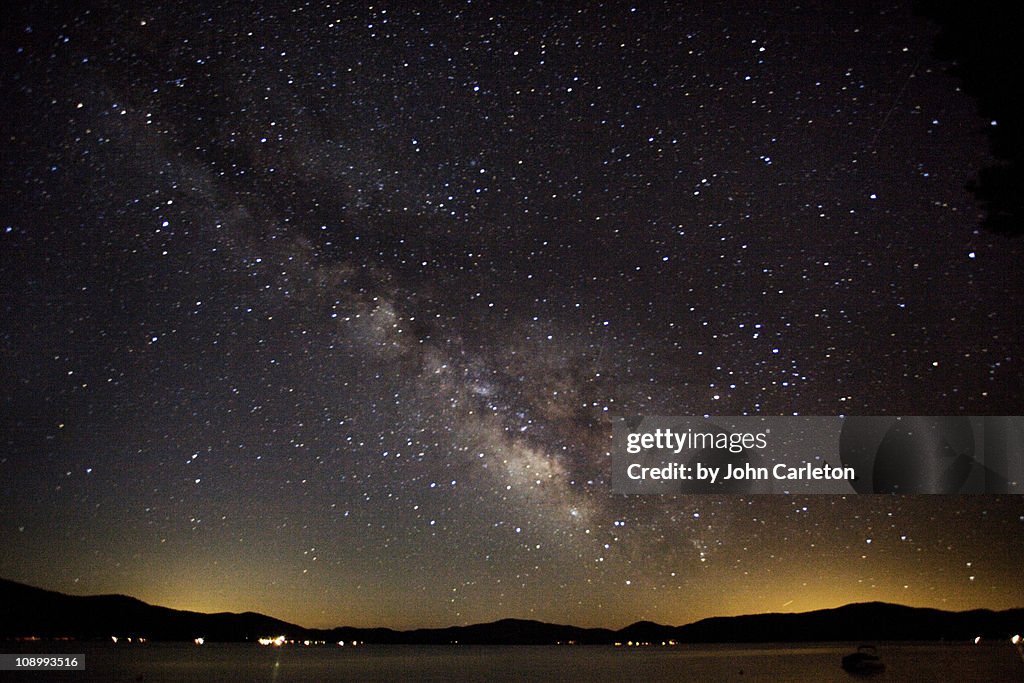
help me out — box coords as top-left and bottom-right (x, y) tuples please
(4, 642), (1022, 682)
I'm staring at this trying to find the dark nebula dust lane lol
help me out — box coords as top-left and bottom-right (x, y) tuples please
(1, 1), (1022, 630)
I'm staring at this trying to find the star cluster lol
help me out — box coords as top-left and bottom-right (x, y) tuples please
(1, 1), (1022, 629)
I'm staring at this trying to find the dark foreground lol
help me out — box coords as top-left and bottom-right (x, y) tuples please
(2, 642), (1022, 682)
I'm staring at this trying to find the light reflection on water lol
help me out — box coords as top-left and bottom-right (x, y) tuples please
(6, 642), (1022, 682)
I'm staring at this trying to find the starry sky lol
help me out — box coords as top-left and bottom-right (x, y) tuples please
(1, 1), (1022, 631)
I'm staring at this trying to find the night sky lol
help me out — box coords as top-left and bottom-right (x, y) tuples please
(2, 1), (1022, 630)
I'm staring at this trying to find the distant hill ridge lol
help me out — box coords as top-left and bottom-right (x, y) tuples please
(2, 578), (1021, 644)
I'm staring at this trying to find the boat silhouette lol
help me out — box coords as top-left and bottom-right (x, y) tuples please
(841, 644), (885, 675)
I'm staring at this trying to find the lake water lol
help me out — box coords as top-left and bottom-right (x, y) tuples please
(4, 642), (1022, 681)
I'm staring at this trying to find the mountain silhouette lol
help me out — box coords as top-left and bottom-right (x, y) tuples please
(2, 578), (1021, 644)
